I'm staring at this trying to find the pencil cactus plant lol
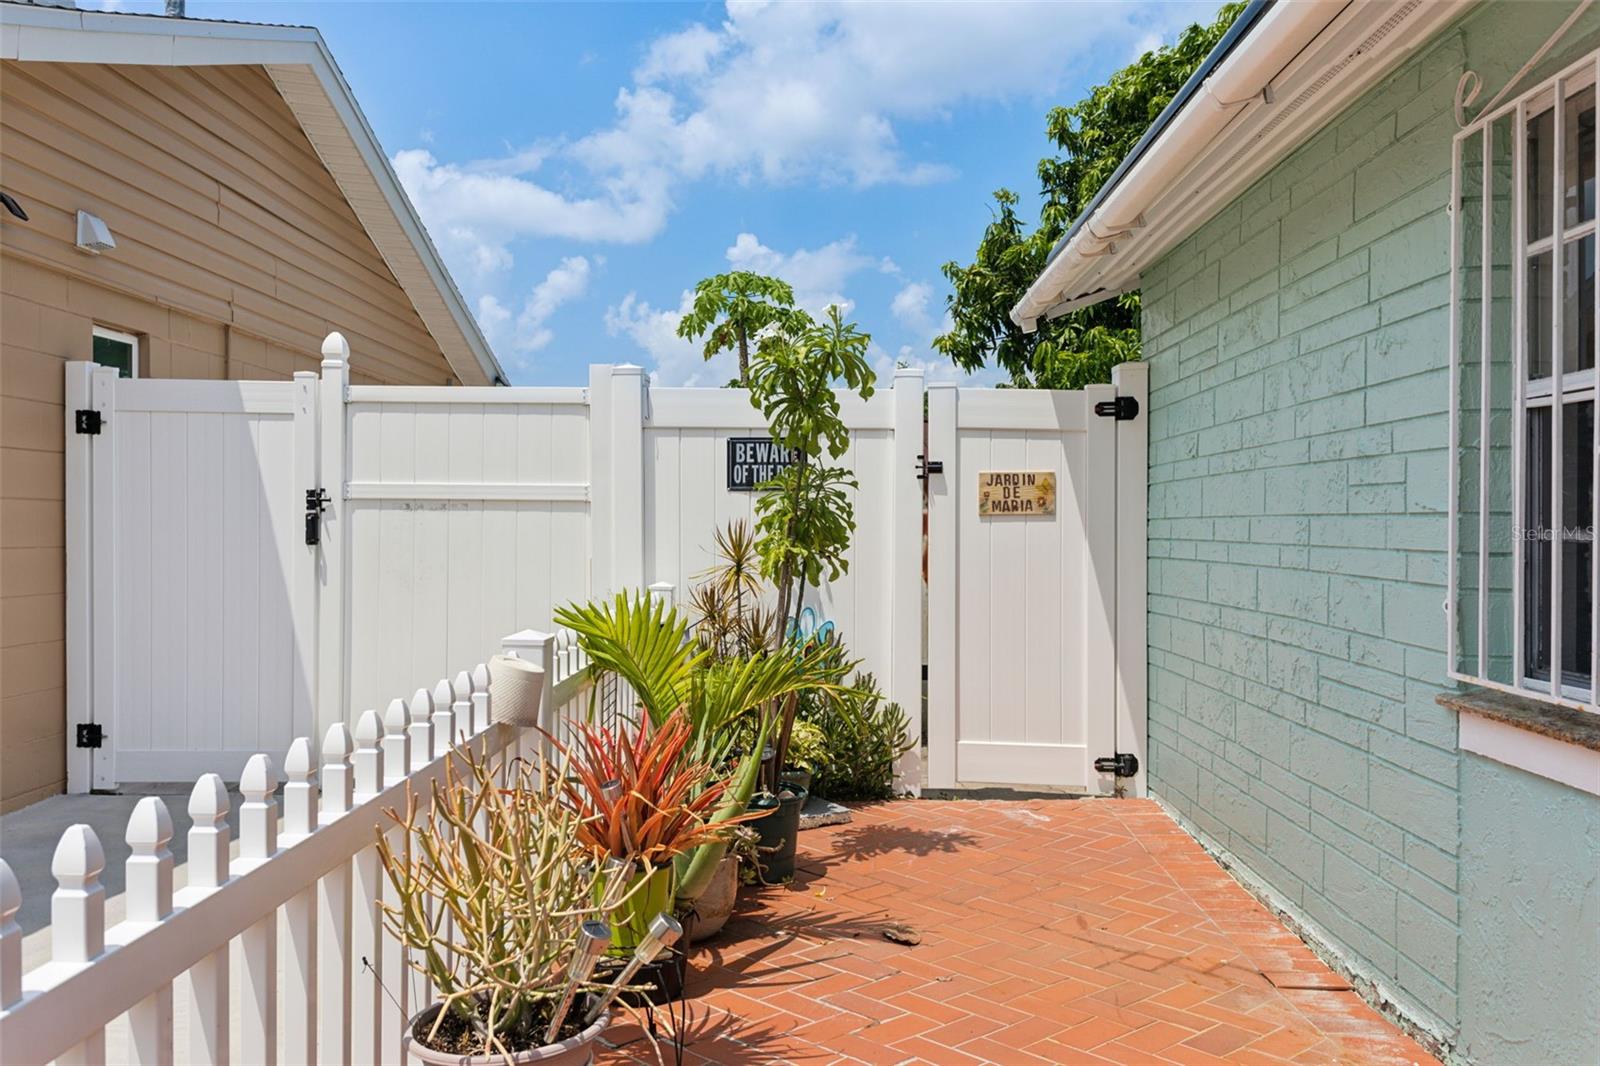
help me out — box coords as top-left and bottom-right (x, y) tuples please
(375, 747), (619, 1061)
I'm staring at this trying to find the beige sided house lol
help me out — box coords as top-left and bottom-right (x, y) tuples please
(0, 1), (504, 811)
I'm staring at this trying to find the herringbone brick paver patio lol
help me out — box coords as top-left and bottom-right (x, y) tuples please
(604, 799), (1438, 1065)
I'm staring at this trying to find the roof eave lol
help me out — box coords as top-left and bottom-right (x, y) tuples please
(0, 1), (506, 386)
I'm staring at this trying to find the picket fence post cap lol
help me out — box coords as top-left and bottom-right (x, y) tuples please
(472, 662), (491, 688)
(384, 698), (408, 733)
(0, 859), (18, 920)
(321, 331), (350, 365)
(284, 737), (314, 781)
(432, 679), (454, 709)
(189, 773), (229, 822)
(52, 824), (105, 887)
(454, 670), (473, 700)
(125, 796), (172, 854)
(241, 754), (275, 799)
(324, 722), (355, 761)
(893, 366), (925, 380)
(409, 688), (432, 723)
(356, 709), (384, 746)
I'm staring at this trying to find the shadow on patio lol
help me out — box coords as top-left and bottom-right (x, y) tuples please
(604, 798), (1438, 1065)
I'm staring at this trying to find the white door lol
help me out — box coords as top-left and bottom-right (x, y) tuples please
(67, 366), (318, 789)
(926, 371), (1145, 795)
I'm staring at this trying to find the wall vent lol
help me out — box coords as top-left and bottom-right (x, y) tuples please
(1256, 0), (1425, 140)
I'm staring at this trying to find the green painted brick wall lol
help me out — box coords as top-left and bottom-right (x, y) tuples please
(1139, 3), (1600, 1039)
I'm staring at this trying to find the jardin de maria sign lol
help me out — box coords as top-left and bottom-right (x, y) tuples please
(978, 470), (1056, 516)
(727, 436), (797, 490)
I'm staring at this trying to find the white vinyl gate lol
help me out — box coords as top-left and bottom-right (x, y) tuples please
(65, 365), (317, 791)
(926, 362), (1147, 796)
(65, 338), (1144, 796)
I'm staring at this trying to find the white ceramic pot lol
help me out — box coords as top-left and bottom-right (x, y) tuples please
(486, 654), (545, 728)
(680, 853), (740, 944)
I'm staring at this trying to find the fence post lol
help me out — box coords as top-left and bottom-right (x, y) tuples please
(0, 860), (19, 1009)
(293, 371), (320, 750)
(281, 739), (319, 1066)
(181, 775), (230, 1064)
(349, 712), (384, 1066)
(88, 366), (116, 791)
(64, 362), (94, 794)
(926, 383), (958, 790)
(588, 364), (614, 597)
(431, 679), (456, 757)
(51, 824), (107, 1065)
(648, 581), (675, 607)
(501, 630), (555, 756)
(408, 689), (433, 772)
(125, 798), (174, 1065)
(452, 671), (474, 741)
(610, 365), (646, 594)
(890, 367), (925, 793)
(236, 754), (278, 1066)
(318, 334), (351, 740)
(471, 663), (491, 734)
(1112, 360), (1150, 799)
(377, 701), (408, 1065)
(318, 724), (354, 1066)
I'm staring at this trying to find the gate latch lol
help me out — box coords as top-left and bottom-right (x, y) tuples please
(304, 488), (330, 546)
(1094, 753), (1139, 777)
(75, 409), (103, 435)
(76, 723), (104, 749)
(1093, 396), (1139, 421)
(915, 453), (944, 480)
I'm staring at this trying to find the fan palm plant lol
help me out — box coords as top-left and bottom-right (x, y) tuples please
(553, 591), (848, 901)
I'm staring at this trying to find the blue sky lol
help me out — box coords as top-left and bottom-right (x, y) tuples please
(110, 1), (1217, 385)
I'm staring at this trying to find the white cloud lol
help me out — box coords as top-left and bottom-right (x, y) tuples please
(608, 230), (883, 383)
(724, 232), (873, 316)
(392, 148), (669, 283)
(476, 256), (593, 358)
(605, 290), (733, 386)
(890, 281), (936, 336)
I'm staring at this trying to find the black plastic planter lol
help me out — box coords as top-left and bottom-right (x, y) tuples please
(751, 786), (808, 882)
(595, 948), (685, 1008)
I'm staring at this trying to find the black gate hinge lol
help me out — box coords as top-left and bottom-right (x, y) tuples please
(76, 723), (104, 749)
(915, 453), (944, 480)
(305, 488), (330, 546)
(1094, 752), (1139, 777)
(1093, 396), (1139, 421)
(75, 409), (103, 435)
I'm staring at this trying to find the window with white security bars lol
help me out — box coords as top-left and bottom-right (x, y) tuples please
(1450, 49), (1598, 710)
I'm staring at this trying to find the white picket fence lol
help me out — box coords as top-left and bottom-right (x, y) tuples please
(0, 628), (593, 1066)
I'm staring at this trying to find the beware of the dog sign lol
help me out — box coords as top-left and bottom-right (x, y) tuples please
(727, 437), (797, 490)
(978, 470), (1056, 516)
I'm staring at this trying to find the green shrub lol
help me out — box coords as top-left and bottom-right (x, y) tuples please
(802, 672), (913, 801)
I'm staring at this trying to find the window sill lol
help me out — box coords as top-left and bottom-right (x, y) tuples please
(1437, 688), (1600, 796)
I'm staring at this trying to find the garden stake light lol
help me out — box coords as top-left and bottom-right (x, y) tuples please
(601, 855), (636, 908)
(544, 920), (611, 1044)
(585, 913), (682, 1024)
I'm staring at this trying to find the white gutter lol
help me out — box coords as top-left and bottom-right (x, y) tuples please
(1011, 0), (1348, 331)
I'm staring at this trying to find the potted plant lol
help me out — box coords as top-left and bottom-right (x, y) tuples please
(377, 747), (660, 1065)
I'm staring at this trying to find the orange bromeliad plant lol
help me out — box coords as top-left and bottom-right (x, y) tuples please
(557, 709), (732, 865)
(553, 708), (759, 948)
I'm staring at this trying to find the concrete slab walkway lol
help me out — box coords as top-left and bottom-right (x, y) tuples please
(605, 798), (1437, 1065)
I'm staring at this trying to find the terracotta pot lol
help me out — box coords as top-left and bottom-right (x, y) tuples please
(680, 853), (739, 944)
(402, 1003), (610, 1066)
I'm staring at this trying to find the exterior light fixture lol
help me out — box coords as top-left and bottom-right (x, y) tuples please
(544, 920), (611, 1043)
(585, 913), (682, 1024)
(75, 211), (115, 255)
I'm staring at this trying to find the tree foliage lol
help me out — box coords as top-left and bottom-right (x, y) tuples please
(676, 271), (802, 385)
(934, 3), (1244, 387)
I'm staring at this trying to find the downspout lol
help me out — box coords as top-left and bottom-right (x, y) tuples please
(1012, 0), (1348, 330)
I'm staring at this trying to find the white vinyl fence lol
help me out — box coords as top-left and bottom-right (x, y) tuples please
(65, 344), (923, 793)
(1, 629), (593, 1066)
